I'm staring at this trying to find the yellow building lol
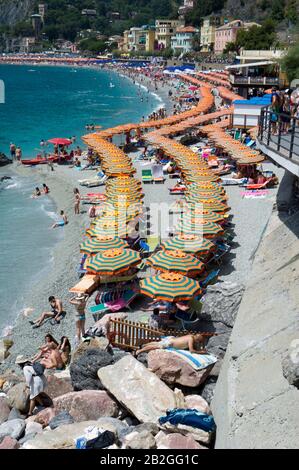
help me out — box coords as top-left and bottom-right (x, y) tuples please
(123, 26), (155, 53)
(155, 19), (184, 50)
(200, 16), (221, 52)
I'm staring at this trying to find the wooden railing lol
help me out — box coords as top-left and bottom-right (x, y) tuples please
(107, 318), (217, 351)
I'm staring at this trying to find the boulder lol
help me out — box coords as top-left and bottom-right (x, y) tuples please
(155, 431), (205, 449)
(184, 395), (211, 415)
(53, 390), (118, 422)
(71, 338), (110, 363)
(282, 346), (299, 388)
(70, 349), (115, 391)
(18, 433), (37, 446)
(1, 373), (23, 394)
(0, 339), (13, 362)
(22, 420), (101, 449)
(31, 407), (56, 427)
(147, 350), (213, 387)
(159, 422), (211, 445)
(206, 332), (231, 359)
(0, 418), (26, 440)
(25, 421), (43, 436)
(44, 374), (73, 399)
(0, 397), (10, 424)
(0, 154), (12, 167)
(6, 383), (30, 413)
(0, 436), (19, 449)
(134, 422), (160, 436)
(8, 408), (26, 421)
(96, 417), (128, 438)
(122, 429), (156, 449)
(199, 377), (217, 405)
(200, 282), (244, 328)
(48, 411), (74, 430)
(121, 416), (139, 427)
(97, 355), (177, 423)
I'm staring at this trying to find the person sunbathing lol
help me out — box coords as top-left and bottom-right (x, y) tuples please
(136, 333), (207, 356)
(40, 348), (65, 370)
(31, 334), (58, 363)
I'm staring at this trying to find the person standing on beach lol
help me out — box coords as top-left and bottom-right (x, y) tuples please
(69, 294), (88, 345)
(10, 142), (16, 160)
(15, 146), (22, 162)
(74, 188), (81, 215)
(15, 355), (49, 417)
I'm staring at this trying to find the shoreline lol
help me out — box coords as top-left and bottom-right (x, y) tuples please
(0, 66), (174, 373)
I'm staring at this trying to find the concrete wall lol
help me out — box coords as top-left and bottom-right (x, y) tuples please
(212, 207), (299, 448)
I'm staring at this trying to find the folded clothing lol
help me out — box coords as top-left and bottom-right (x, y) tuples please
(159, 408), (216, 433)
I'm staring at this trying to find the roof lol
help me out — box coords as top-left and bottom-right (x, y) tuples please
(216, 20), (243, 30)
(234, 95), (272, 105)
(226, 61), (275, 69)
(176, 26), (198, 33)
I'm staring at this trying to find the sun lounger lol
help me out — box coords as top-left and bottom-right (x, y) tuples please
(141, 168), (153, 183)
(199, 269), (220, 288)
(78, 173), (107, 187)
(89, 289), (138, 321)
(98, 272), (137, 285)
(206, 242), (231, 266)
(242, 181), (270, 190)
(152, 164), (165, 183)
(139, 236), (160, 256)
(69, 274), (99, 294)
(175, 310), (201, 330)
(221, 177), (247, 186)
(169, 187), (186, 195)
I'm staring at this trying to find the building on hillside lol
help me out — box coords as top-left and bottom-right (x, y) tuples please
(171, 26), (199, 55)
(123, 26), (155, 53)
(200, 16), (222, 52)
(214, 20), (261, 55)
(31, 14), (42, 40)
(178, 0), (197, 17)
(237, 49), (287, 64)
(81, 9), (97, 16)
(20, 37), (36, 53)
(38, 4), (47, 23)
(155, 19), (184, 50)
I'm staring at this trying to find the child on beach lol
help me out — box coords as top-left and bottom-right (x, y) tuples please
(42, 183), (50, 194)
(31, 187), (41, 198)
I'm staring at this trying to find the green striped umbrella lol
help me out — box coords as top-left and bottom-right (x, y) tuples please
(80, 237), (128, 254)
(147, 250), (205, 277)
(86, 248), (141, 275)
(185, 192), (227, 204)
(176, 219), (224, 239)
(184, 198), (230, 214)
(140, 272), (202, 302)
(186, 182), (225, 195)
(101, 203), (142, 218)
(161, 235), (215, 256)
(86, 223), (134, 239)
(180, 209), (224, 224)
(184, 174), (221, 183)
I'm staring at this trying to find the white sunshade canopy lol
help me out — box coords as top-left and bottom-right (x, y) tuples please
(225, 61), (275, 70)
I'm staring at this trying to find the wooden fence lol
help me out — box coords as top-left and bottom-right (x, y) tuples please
(107, 318), (217, 351)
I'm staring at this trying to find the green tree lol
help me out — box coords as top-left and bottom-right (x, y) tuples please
(280, 43), (299, 83)
(79, 38), (107, 53)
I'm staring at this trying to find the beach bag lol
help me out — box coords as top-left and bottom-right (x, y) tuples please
(32, 362), (45, 376)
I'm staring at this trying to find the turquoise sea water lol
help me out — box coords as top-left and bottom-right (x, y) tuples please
(0, 65), (161, 334)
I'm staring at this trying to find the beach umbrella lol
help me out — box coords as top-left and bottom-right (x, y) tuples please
(48, 138), (72, 146)
(180, 209), (224, 224)
(86, 223), (134, 239)
(161, 234), (215, 256)
(186, 181), (225, 194)
(86, 248), (141, 275)
(139, 272), (202, 302)
(176, 219), (224, 239)
(185, 192), (227, 204)
(80, 237), (128, 254)
(184, 174), (221, 183)
(184, 197), (229, 213)
(147, 250), (205, 277)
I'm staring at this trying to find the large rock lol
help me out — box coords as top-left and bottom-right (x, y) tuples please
(44, 374), (73, 399)
(97, 355), (177, 424)
(53, 390), (118, 422)
(155, 431), (206, 449)
(0, 397), (10, 424)
(184, 395), (211, 415)
(282, 346), (299, 389)
(31, 407), (56, 428)
(200, 282), (244, 328)
(49, 411), (74, 430)
(159, 422), (211, 445)
(6, 383), (30, 413)
(71, 338), (110, 363)
(22, 420), (101, 449)
(8, 408), (26, 421)
(0, 436), (19, 449)
(0, 418), (26, 440)
(122, 430), (156, 449)
(199, 377), (217, 405)
(96, 417), (128, 438)
(147, 350), (213, 387)
(70, 349), (115, 391)
(0, 339), (13, 362)
(25, 421), (43, 436)
(0, 372), (23, 394)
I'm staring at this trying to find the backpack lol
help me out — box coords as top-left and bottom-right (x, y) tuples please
(32, 362), (45, 376)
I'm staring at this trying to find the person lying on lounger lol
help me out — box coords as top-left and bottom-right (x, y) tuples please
(135, 333), (207, 356)
(29, 296), (66, 328)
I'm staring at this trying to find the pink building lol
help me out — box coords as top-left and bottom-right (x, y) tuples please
(215, 20), (261, 54)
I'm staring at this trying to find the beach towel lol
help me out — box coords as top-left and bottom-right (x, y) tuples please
(165, 348), (217, 371)
(159, 409), (216, 432)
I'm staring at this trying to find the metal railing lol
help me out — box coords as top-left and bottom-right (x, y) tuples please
(258, 107), (299, 160)
(230, 74), (279, 86)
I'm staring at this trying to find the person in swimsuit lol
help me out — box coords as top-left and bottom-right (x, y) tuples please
(30, 296), (66, 328)
(40, 348), (65, 370)
(31, 334), (58, 363)
(51, 210), (68, 228)
(42, 183), (49, 194)
(69, 293), (88, 344)
(74, 188), (80, 215)
(58, 336), (71, 366)
(136, 333), (207, 356)
(31, 187), (41, 198)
